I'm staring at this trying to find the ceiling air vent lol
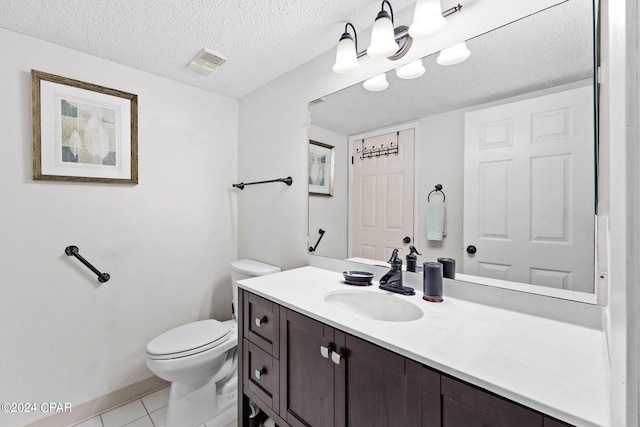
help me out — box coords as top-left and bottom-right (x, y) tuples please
(186, 48), (227, 75)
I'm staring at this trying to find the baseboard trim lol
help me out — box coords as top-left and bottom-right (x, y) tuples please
(23, 376), (169, 427)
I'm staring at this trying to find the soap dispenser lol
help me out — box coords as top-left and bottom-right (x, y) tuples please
(406, 246), (421, 272)
(379, 249), (415, 295)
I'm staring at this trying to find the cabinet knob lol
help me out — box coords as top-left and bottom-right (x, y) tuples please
(331, 350), (343, 365)
(254, 367), (266, 380)
(320, 345), (330, 359)
(255, 316), (267, 327)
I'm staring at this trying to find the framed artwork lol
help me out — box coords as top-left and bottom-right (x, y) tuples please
(31, 70), (138, 184)
(309, 140), (334, 196)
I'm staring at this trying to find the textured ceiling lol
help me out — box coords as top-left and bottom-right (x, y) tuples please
(0, 0), (418, 99)
(310, 0), (594, 136)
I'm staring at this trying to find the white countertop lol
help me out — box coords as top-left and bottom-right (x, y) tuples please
(238, 266), (609, 427)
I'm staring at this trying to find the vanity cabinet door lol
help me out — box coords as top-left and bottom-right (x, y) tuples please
(340, 332), (421, 427)
(279, 308), (337, 427)
(440, 375), (543, 427)
(279, 308), (421, 427)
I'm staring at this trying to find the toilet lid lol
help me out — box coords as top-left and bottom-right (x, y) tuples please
(230, 259), (281, 276)
(146, 319), (229, 359)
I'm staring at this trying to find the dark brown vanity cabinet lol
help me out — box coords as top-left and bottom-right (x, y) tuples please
(238, 290), (574, 427)
(421, 365), (573, 427)
(240, 291), (283, 423)
(279, 307), (422, 427)
(279, 308), (337, 427)
(424, 368), (537, 427)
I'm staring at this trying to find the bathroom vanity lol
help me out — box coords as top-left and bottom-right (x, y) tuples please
(237, 267), (609, 427)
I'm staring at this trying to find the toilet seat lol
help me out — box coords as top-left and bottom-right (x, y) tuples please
(146, 319), (230, 360)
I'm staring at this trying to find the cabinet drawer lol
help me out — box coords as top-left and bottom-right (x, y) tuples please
(244, 339), (279, 410)
(244, 292), (280, 356)
(441, 376), (542, 427)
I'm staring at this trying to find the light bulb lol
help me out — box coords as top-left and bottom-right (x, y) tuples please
(363, 74), (389, 91)
(409, 0), (446, 38)
(396, 59), (426, 79)
(367, 10), (400, 58)
(437, 42), (471, 65)
(333, 32), (359, 74)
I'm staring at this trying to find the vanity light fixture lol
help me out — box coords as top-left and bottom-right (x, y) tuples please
(367, 0), (401, 58)
(333, 23), (360, 74)
(363, 73), (389, 91)
(396, 59), (426, 79)
(409, 0), (447, 38)
(436, 41), (471, 65)
(331, 2), (463, 75)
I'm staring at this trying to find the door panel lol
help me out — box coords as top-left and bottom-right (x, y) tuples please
(352, 129), (414, 261)
(439, 376), (542, 427)
(280, 309), (335, 427)
(464, 86), (594, 292)
(343, 334), (421, 427)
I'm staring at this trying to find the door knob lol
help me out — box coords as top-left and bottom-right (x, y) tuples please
(466, 245), (477, 254)
(403, 236), (411, 244)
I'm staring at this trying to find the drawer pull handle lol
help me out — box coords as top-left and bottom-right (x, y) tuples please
(255, 316), (267, 327)
(331, 350), (343, 365)
(254, 368), (266, 379)
(320, 345), (330, 359)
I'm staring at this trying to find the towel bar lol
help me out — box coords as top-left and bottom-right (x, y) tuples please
(232, 176), (293, 190)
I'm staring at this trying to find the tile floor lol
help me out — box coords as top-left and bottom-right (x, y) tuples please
(72, 386), (237, 427)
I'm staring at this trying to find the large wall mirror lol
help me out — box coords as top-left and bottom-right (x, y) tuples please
(308, 0), (598, 300)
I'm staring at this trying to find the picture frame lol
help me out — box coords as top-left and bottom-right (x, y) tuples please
(309, 140), (334, 196)
(31, 70), (138, 184)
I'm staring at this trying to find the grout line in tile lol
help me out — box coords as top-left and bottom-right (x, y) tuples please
(140, 398), (150, 417)
(140, 386), (170, 415)
(121, 414), (153, 427)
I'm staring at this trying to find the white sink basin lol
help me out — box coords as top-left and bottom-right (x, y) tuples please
(324, 290), (423, 322)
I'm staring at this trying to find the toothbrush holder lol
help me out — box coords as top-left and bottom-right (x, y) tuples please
(423, 262), (444, 303)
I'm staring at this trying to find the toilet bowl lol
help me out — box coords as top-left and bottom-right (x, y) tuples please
(145, 259), (280, 427)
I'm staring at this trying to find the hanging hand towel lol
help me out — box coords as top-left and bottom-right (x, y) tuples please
(426, 200), (447, 241)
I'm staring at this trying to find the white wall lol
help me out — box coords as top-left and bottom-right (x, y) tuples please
(308, 125), (348, 259)
(0, 28), (238, 427)
(601, 0), (640, 424)
(415, 111), (465, 264)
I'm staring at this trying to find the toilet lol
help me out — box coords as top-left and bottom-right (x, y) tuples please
(145, 259), (281, 427)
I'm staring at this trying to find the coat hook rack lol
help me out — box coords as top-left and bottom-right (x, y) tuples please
(356, 141), (399, 159)
(428, 184), (446, 202)
(65, 245), (110, 283)
(309, 229), (326, 253)
(232, 176), (293, 190)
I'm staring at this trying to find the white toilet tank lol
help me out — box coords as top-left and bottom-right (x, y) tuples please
(230, 259), (280, 318)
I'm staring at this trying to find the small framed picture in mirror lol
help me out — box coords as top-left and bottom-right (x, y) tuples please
(309, 140), (334, 196)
